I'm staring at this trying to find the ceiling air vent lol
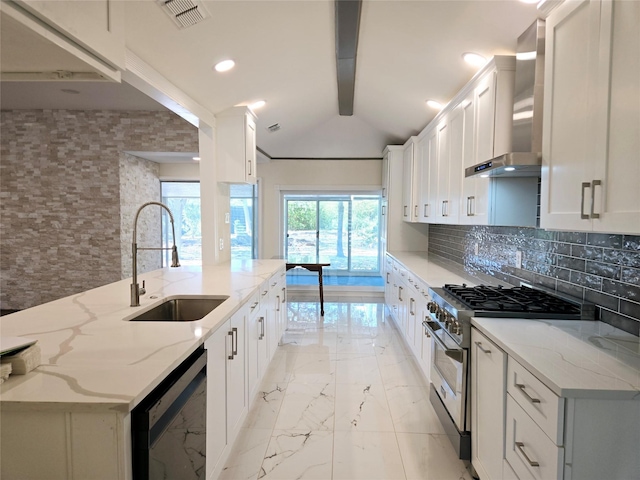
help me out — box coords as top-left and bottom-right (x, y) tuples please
(158, 0), (209, 28)
(267, 123), (281, 133)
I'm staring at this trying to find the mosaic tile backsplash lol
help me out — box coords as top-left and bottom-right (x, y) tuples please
(0, 110), (198, 310)
(428, 224), (640, 336)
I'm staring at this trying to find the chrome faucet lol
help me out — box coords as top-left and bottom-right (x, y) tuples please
(131, 201), (180, 307)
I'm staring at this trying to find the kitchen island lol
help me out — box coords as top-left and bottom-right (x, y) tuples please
(0, 259), (285, 479)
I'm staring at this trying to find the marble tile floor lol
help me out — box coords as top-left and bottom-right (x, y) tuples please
(220, 297), (473, 480)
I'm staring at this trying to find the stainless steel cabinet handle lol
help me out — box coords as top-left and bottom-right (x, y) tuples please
(250, 301), (259, 311)
(410, 298), (415, 315)
(475, 341), (491, 354)
(581, 182), (591, 219)
(276, 295), (280, 312)
(398, 286), (403, 301)
(382, 187), (386, 198)
(424, 204), (429, 217)
(515, 442), (540, 467)
(381, 205), (386, 216)
(248, 159), (252, 176)
(516, 383), (541, 404)
(442, 201), (446, 216)
(386, 272), (390, 284)
(228, 329), (235, 360)
(262, 290), (268, 297)
(469, 196), (475, 216)
(259, 317), (265, 340)
(591, 179), (601, 219)
(442, 200), (449, 217)
(281, 287), (286, 303)
(414, 205), (418, 217)
(404, 205), (408, 217)
(232, 327), (238, 356)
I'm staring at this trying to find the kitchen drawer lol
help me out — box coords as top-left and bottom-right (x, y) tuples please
(505, 394), (564, 480)
(507, 357), (564, 445)
(247, 289), (261, 318)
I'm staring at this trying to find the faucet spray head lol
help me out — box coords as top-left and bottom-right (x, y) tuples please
(171, 245), (180, 267)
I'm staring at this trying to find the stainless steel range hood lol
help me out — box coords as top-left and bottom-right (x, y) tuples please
(466, 20), (545, 178)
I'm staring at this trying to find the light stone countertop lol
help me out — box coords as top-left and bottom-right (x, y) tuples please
(472, 318), (640, 400)
(387, 251), (512, 288)
(0, 259), (285, 412)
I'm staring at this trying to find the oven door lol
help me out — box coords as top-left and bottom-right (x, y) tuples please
(423, 320), (467, 432)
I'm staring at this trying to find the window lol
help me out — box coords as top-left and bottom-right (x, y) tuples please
(160, 182), (258, 264)
(161, 182), (202, 266)
(230, 184), (258, 259)
(284, 194), (381, 274)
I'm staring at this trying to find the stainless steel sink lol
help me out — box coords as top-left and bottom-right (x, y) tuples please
(129, 297), (228, 322)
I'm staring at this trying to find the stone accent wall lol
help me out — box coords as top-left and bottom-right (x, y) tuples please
(0, 110), (197, 310)
(428, 224), (640, 335)
(120, 153), (161, 279)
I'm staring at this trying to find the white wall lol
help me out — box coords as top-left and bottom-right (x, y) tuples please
(258, 159), (382, 259)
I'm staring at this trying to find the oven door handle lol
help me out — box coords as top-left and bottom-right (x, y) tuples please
(422, 320), (464, 364)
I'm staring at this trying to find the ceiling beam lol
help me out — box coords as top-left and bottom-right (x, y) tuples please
(335, 0), (362, 116)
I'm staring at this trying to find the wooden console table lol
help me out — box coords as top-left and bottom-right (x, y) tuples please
(285, 262), (331, 316)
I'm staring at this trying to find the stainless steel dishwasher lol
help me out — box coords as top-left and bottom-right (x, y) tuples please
(132, 345), (207, 479)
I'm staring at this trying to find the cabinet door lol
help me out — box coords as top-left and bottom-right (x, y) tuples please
(541, 0), (601, 231)
(435, 120), (450, 222)
(475, 71), (497, 165)
(247, 301), (261, 401)
(471, 328), (507, 480)
(405, 286), (417, 352)
(205, 320), (229, 477)
(419, 128), (437, 222)
(591, 0), (640, 233)
(446, 107), (463, 224)
(381, 153), (390, 242)
(245, 115), (257, 184)
(226, 310), (247, 441)
(402, 141), (415, 222)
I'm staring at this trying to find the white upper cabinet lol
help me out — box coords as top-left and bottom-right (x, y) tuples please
(9, 0), (125, 72)
(217, 107), (258, 184)
(434, 109), (463, 224)
(402, 137), (419, 222)
(417, 127), (437, 222)
(541, 0), (640, 234)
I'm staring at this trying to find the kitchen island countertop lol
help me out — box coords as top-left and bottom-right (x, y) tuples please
(0, 259), (285, 412)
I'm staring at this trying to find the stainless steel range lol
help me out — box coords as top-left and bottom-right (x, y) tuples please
(422, 283), (594, 461)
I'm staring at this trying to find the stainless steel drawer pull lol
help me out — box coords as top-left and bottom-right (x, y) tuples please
(515, 442), (540, 467)
(276, 295), (280, 312)
(414, 205), (418, 217)
(590, 179), (601, 219)
(475, 341), (491, 354)
(398, 286), (403, 301)
(409, 298), (415, 315)
(259, 317), (265, 340)
(516, 383), (541, 403)
(469, 196), (475, 216)
(581, 182), (590, 219)
(424, 204), (429, 217)
(404, 205), (408, 217)
(250, 301), (259, 311)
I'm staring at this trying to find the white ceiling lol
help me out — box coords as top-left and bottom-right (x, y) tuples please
(1, 0), (540, 160)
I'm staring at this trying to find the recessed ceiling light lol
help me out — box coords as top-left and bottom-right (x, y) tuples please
(249, 100), (266, 110)
(60, 88), (80, 94)
(214, 59), (235, 72)
(504, 167), (516, 172)
(480, 174), (489, 178)
(426, 100), (443, 110)
(192, 156), (201, 161)
(462, 52), (486, 67)
(519, 0), (538, 4)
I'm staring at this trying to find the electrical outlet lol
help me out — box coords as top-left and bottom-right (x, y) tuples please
(219, 238), (224, 250)
(515, 250), (523, 269)
(474, 243), (479, 255)
(225, 212), (230, 224)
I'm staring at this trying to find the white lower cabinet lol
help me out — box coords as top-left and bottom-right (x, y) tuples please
(205, 307), (248, 479)
(472, 326), (640, 480)
(471, 328), (507, 480)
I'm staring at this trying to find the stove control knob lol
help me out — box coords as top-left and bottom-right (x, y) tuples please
(443, 313), (452, 327)
(452, 322), (463, 336)
(427, 302), (437, 313)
